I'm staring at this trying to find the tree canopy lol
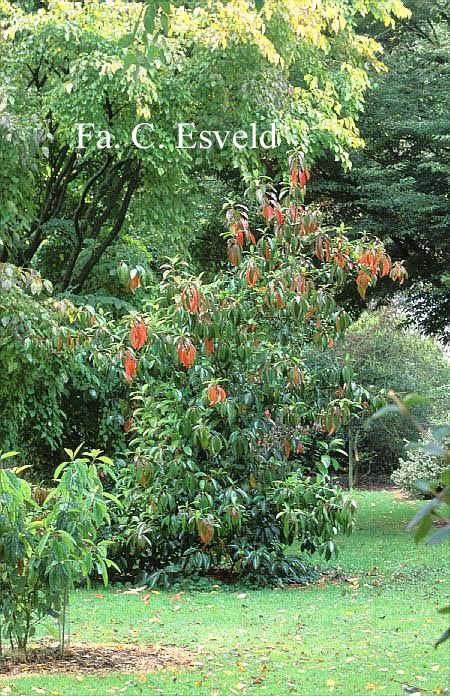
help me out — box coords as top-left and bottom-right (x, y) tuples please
(1, 0), (410, 295)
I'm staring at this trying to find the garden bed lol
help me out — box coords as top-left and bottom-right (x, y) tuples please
(0, 642), (193, 676)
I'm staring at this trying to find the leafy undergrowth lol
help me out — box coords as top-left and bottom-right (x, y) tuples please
(0, 492), (448, 695)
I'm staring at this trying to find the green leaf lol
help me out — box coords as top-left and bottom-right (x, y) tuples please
(414, 512), (432, 543)
(364, 404), (400, 426)
(426, 524), (450, 545)
(160, 13), (169, 36)
(431, 425), (450, 442)
(103, 491), (122, 506)
(413, 479), (431, 493)
(407, 441), (446, 457)
(147, 45), (161, 62)
(144, 4), (157, 33)
(123, 52), (136, 71)
(98, 455), (114, 466)
(0, 451), (20, 460)
(406, 499), (437, 530)
(118, 33), (135, 48)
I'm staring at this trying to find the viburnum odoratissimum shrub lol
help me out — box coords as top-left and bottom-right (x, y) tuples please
(110, 155), (404, 586)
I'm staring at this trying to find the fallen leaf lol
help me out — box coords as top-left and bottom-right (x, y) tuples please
(122, 585), (147, 595)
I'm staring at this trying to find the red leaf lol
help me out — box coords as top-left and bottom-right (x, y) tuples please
(284, 438), (291, 459)
(207, 384), (226, 404)
(130, 321), (148, 350)
(124, 350), (138, 382)
(204, 337), (215, 354)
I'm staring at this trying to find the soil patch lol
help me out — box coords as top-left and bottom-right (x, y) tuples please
(0, 642), (193, 677)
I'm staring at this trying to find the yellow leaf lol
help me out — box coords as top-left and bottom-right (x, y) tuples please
(365, 684), (377, 691)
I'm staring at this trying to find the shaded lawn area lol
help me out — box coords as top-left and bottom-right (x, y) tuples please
(1, 491), (448, 695)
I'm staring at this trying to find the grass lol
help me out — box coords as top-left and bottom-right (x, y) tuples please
(1, 491), (448, 695)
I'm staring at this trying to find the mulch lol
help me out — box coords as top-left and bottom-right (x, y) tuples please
(0, 642), (194, 676)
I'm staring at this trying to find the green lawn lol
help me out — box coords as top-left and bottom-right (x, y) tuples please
(1, 491), (448, 695)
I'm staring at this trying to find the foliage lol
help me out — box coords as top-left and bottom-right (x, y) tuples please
(0, 263), (129, 475)
(0, 447), (118, 656)
(392, 434), (449, 496)
(310, 0), (450, 339)
(0, 85), (38, 260)
(103, 158), (404, 585)
(0, 0), (408, 292)
(332, 307), (450, 473)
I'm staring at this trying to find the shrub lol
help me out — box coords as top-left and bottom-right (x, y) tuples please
(392, 435), (449, 497)
(0, 447), (117, 656)
(0, 264), (129, 477)
(106, 158), (403, 585)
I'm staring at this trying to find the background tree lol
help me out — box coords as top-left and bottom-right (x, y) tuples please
(323, 307), (450, 477)
(310, 0), (450, 339)
(0, 0), (409, 297)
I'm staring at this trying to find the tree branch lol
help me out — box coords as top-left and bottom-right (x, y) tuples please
(72, 168), (140, 291)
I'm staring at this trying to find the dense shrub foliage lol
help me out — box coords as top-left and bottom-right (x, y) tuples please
(0, 265), (129, 474)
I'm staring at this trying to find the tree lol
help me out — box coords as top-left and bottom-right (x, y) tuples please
(0, 0), (409, 293)
(310, 0), (450, 338)
(333, 307), (450, 474)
